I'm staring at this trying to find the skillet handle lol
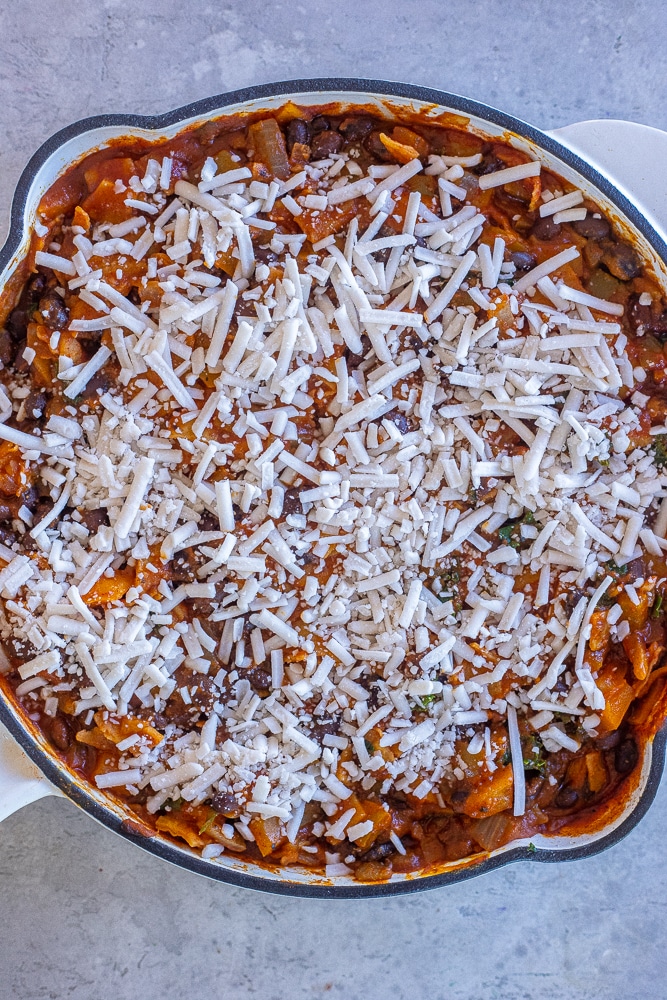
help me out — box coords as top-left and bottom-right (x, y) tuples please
(547, 119), (667, 240)
(0, 720), (61, 820)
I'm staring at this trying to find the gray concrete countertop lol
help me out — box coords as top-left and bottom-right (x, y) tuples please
(1, 2), (666, 997)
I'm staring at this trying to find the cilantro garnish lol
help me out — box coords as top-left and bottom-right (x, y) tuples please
(199, 810), (218, 834)
(652, 435), (667, 470)
(498, 511), (536, 550)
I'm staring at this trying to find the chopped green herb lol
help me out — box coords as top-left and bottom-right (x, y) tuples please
(606, 558), (628, 576)
(652, 435), (667, 470)
(364, 739), (376, 754)
(440, 566), (460, 589)
(436, 562), (462, 610)
(498, 523), (518, 548)
(420, 694), (438, 708)
(522, 733), (546, 774)
(199, 810), (218, 834)
(501, 749), (511, 766)
(652, 593), (664, 618)
(527, 842), (537, 854)
(499, 511), (536, 550)
(164, 797), (183, 813)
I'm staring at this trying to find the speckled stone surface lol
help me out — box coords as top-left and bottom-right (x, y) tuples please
(1, 3), (667, 998)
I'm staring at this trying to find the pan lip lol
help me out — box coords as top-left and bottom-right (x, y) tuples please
(2, 77), (667, 274)
(1, 694), (664, 898)
(1, 76), (666, 897)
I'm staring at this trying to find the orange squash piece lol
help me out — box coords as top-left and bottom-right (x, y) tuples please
(586, 751), (608, 793)
(597, 663), (634, 732)
(392, 126), (429, 157)
(156, 813), (205, 848)
(379, 132), (420, 164)
(249, 816), (286, 857)
(82, 565), (135, 606)
(247, 119), (290, 180)
(453, 762), (514, 818)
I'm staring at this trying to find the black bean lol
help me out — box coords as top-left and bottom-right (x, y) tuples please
(344, 334), (371, 367)
(603, 242), (641, 281)
(647, 313), (667, 337)
(20, 389), (47, 421)
(50, 717), (71, 751)
(245, 666), (271, 692)
(531, 216), (562, 240)
(310, 130), (343, 159)
(360, 840), (394, 861)
(563, 588), (586, 616)
(627, 293), (667, 337)
(38, 291), (69, 330)
(555, 786), (578, 809)
(282, 486), (303, 515)
(309, 717), (340, 740)
(170, 552), (196, 583)
(26, 273), (47, 301)
(0, 330), (13, 366)
(285, 118), (310, 155)
(120, 816), (153, 838)
(78, 336), (105, 356)
(190, 675), (217, 712)
(198, 510), (219, 533)
(66, 742), (96, 775)
(19, 486), (39, 512)
(7, 635), (37, 661)
(188, 594), (222, 619)
(510, 251), (537, 273)
(573, 215), (611, 240)
(367, 684), (381, 712)
(474, 153), (505, 176)
(7, 309), (29, 340)
(628, 293), (653, 331)
(79, 370), (111, 400)
(339, 117), (373, 141)
(597, 730), (622, 750)
(390, 412), (412, 435)
(615, 738), (638, 775)
(255, 245), (280, 266)
(210, 791), (242, 816)
(79, 508), (110, 532)
(364, 131), (393, 162)
(310, 115), (330, 134)
(7, 274), (46, 338)
(0, 526), (18, 546)
(13, 340), (28, 374)
(32, 496), (54, 522)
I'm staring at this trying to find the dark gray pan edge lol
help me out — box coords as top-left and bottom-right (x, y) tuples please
(0, 77), (665, 898)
